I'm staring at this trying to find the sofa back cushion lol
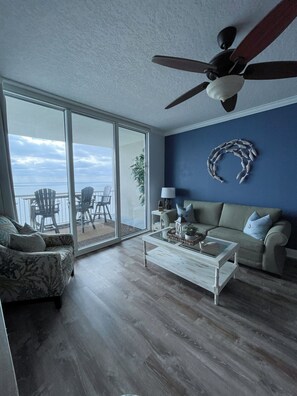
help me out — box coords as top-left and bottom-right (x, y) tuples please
(219, 203), (281, 231)
(184, 200), (223, 226)
(0, 215), (18, 247)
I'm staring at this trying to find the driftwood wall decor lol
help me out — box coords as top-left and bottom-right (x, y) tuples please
(207, 139), (257, 184)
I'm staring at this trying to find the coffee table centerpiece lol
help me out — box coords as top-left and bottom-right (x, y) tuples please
(184, 224), (200, 240)
(166, 222), (207, 249)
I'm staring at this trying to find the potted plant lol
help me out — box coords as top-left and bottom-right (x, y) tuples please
(130, 151), (145, 206)
(184, 224), (198, 241)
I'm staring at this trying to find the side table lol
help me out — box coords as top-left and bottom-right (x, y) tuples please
(151, 209), (175, 231)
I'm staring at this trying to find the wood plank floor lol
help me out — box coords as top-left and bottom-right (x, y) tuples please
(3, 236), (297, 396)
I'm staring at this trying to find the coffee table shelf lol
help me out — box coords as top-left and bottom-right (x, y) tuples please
(142, 228), (239, 305)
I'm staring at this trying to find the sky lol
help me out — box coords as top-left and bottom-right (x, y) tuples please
(9, 134), (113, 196)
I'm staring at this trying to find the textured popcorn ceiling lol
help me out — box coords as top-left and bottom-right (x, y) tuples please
(0, 0), (296, 132)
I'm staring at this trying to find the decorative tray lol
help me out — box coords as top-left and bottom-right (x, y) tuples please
(167, 228), (205, 246)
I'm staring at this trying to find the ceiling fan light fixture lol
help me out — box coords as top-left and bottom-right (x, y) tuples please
(206, 75), (244, 102)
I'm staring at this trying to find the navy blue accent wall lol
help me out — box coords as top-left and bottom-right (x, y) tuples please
(165, 103), (297, 248)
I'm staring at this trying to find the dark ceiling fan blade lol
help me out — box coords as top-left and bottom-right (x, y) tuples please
(230, 0), (297, 64)
(221, 95), (237, 112)
(152, 55), (217, 73)
(244, 61), (297, 80)
(165, 82), (209, 109)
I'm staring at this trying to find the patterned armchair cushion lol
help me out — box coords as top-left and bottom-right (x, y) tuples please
(0, 216), (18, 247)
(9, 233), (46, 252)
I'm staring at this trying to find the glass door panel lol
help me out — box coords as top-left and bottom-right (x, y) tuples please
(119, 127), (146, 237)
(6, 96), (70, 234)
(72, 113), (115, 250)
(5, 92), (148, 255)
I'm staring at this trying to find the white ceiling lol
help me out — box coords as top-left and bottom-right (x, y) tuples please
(0, 0), (296, 133)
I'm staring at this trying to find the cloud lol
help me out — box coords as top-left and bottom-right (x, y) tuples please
(8, 135), (113, 192)
(21, 136), (65, 149)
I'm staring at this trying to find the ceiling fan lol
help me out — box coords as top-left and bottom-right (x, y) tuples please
(152, 0), (297, 112)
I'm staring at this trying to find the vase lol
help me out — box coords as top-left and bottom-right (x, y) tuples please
(185, 234), (196, 241)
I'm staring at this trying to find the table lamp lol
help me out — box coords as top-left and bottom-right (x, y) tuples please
(161, 187), (175, 210)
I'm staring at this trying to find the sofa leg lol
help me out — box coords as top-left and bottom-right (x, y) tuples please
(71, 268), (74, 277)
(54, 296), (62, 309)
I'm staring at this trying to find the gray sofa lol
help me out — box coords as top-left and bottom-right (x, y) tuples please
(161, 200), (291, 275)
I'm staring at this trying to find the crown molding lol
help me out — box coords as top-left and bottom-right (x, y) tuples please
(165, 95), (297, 136)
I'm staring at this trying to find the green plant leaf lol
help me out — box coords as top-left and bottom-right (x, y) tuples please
(131, 151), (145, 206)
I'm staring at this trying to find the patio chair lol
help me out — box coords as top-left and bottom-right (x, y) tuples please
(34, 188), (60, 233)
(93, 185), (112, 223)
(75, 186), (96, 233)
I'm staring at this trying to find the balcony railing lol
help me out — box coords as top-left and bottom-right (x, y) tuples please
(15, 190), (115, 229)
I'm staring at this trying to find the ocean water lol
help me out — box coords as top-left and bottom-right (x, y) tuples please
(14, 181), (113, 197)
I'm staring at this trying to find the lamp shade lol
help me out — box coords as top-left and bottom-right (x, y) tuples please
(161, 187), (175, 199)
(206, 75), (244, 102)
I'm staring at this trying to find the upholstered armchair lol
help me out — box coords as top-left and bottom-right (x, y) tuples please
(0, 215), (74, 308)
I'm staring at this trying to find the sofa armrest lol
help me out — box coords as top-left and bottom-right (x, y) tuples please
(262, 220), (291, 275)
(0, 245), (61, 271)
(160, 210), (177, 228)
(40, 233), (74, 248)
(264, 220), (291, 246)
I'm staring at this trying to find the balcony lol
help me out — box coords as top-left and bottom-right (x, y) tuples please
(15, 190), (144, 249)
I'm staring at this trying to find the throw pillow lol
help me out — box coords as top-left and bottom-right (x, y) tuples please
(19, 223), (37, 235)
(243, 211), (272, 240)
(0, 216), (18, 247)
(9, 233), (46, 252)
(176, 203), (196, 223)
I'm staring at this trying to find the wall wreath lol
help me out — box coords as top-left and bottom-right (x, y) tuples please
(207, 139), (257, 184)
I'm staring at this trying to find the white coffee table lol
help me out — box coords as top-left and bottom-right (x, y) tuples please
(142, 228), (239, 305)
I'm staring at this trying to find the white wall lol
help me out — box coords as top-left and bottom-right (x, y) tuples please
(148, 129), (165, 219)
(120, 139), (145, 227)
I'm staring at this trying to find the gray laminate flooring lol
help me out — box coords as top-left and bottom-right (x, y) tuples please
(3, 236), (297, 396)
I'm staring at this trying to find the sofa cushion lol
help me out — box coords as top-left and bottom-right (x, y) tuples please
(176, 203), (196, 223)
(219, 203), (281, 231)
(184, 200), (223, 226)
(208, 226), (264, 267)
(190, 223), (217, 234)
(243, 212), (272, 240)
(9, 233), (46, 252)
(0, 216), (18, 247)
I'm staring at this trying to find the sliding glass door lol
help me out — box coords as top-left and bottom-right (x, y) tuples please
(5, 92), (148, 254)
(72, 113), (116, 250)
(6, 96), (70, 234)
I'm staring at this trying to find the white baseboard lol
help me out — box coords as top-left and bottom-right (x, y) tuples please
(286, 248), (297, 260)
